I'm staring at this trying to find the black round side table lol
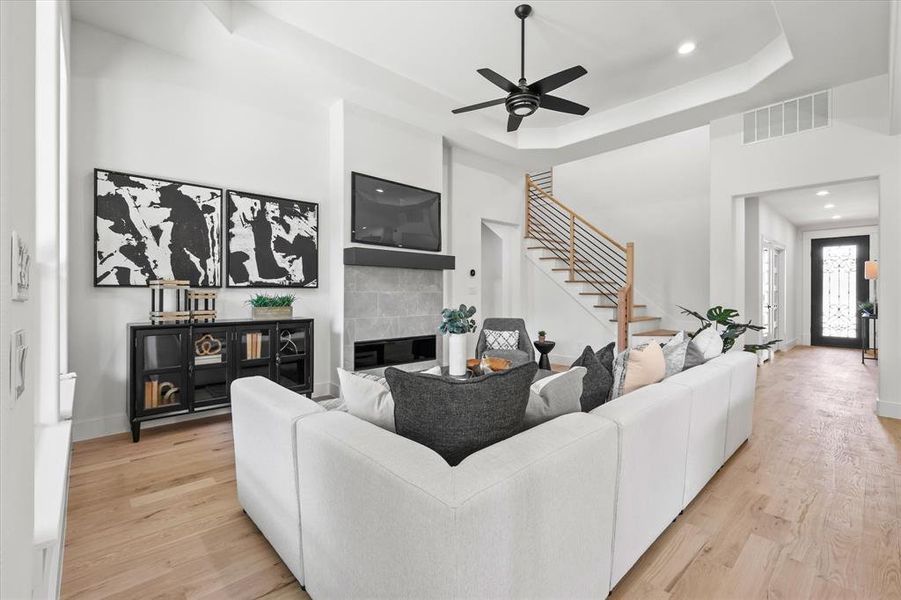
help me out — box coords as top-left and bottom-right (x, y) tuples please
(533, 340), (556, 371)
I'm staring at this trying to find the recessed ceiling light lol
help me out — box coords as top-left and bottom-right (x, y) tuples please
(375, 188), (384, 193)
(816, 190), (830, 196)
(832, 215), (842, 220)
(678, 41), (696, 55)
(824, 203), (835, 209)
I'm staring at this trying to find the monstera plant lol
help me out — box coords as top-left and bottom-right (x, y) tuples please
(678, 305), (780, 353)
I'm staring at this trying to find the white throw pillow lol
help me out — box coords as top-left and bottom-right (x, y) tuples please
(337, 366), (441, 432)
(661, 331), (690, 377)
(692, 327), (724, 361)
(483, 329), (519, 350)
(524, 366), (586, 427)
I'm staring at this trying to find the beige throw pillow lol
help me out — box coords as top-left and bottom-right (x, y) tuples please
(610, 343), (666, 399)
(337, 366), (441, 432)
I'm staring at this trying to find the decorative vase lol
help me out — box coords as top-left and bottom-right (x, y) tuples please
(252, 306), (293, 320)
(448, 333), (468, 377)
(538, 335), (546, 343)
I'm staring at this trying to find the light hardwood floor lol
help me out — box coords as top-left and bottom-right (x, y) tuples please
(62, 346), (901, 599)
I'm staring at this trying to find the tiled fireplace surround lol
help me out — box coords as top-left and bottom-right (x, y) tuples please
(343, 265), (444, 371)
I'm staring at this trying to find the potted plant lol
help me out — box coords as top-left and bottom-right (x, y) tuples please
(438, 304), (477, 377)
(678, 305), (780, 354)
(538, 330), (547, 343)
(248, 293), (295, 320)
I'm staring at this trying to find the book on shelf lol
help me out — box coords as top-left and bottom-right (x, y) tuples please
(245, 332), (264, 359)
(195, 354), (223, 365)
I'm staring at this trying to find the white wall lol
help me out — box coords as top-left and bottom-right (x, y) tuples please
(709, 74), (901, 418)
(69, 22), (333, 439)
(553, 126), (711, 330)
(446, 147), (524, 355)
(0, 2), (38, 595)
(746, 198), (801, 348)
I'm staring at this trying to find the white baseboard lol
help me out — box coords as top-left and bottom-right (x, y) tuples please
(877, 398), (901, 420)
(73, 382), (339, 442)
(780, 338), (799, 351)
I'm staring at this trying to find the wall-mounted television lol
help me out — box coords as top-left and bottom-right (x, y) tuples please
(351, 172), (441, 252)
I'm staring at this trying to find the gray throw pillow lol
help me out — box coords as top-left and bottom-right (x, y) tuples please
(595, 341), (616, 372)
(661, 332), (690, 377)
(385, 362), (538, 466)
(682, 338), (706, 371)
(570, 345), (612, 412)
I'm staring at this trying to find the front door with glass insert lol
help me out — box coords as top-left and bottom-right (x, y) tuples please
(811, 235), (869, 347)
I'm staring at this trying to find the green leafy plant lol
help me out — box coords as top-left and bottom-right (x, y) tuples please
(247, 293), (296, 307)
(438, 304), (477, 335)
(678, 305), (780, 353)
(858, 301), (876, 316)
(538, 330), (547, 337)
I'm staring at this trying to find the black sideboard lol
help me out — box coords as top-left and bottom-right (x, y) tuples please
(127, 317), (314, 442)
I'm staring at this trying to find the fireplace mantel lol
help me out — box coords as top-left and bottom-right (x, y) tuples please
(343, 247), (455, 270)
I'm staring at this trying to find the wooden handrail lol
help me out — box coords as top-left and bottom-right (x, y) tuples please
(526, 175), (628, 252)
(527, 173), (636, 350)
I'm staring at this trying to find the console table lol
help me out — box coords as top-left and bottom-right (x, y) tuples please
(861, 313), (877, 364)
(127, 317), (313, 442)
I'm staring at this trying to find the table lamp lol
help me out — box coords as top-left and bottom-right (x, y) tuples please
(865, 260), (878, 314)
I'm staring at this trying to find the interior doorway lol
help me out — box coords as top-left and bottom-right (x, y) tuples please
(480, 219), (521, 320)
(480, 223), (504, 319)
(810, 235), (869, 348)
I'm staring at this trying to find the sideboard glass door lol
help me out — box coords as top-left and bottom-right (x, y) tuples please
(135, 328), (189, 416)
(234, 324), (275, 381)
(190, 327), (231, 408)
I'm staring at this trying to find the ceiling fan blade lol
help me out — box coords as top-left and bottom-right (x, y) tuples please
(539, 94), (589, 116)
(528, 65), (587, 95)
(478, 68), (518, 93)
(507, 114), (523, 132)
(451, 98), (507, 114)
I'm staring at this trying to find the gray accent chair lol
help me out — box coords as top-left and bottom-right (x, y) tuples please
(475, 318), (535, 366)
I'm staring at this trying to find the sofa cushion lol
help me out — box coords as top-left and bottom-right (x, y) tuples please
(611, 343), (666, 400)
(385, 362), (537, 466)
(337, 366), (440, 432)
(571, 346), (613, 412)
(524, 366), (586, 427)
(483, 328), (520, 351)
(691, 327), (723, 360)
(661, 331), (690, 377)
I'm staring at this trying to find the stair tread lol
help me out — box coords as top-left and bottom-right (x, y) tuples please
(565, 280), (618, 284)
(608, 315), (661, 323)
(633, 329), (682, 337)
(594, 304), (647, 309)
(552, 268), (612, 273)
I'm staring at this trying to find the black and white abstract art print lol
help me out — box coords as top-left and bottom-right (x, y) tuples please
(226, 191), (319, 288)
(94, 169), (222, 287)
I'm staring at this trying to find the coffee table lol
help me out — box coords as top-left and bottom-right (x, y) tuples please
(440, 365), (553, 383)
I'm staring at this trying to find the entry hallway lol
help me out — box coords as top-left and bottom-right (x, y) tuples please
(61, 346), (900, 599)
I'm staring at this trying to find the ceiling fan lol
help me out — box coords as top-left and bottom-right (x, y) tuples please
(451, 4), (589, 132)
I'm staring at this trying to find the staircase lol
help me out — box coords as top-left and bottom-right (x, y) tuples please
(525, 171), (671, 349)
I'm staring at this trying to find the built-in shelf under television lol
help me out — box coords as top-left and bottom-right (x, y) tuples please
(351, 172), (441, 252)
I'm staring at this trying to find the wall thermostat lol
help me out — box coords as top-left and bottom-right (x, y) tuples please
(469, 269), (476, 277)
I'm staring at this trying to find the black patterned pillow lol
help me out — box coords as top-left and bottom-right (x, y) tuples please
(483, 329), (520, 350)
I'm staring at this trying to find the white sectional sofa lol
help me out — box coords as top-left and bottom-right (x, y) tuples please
(232, 350), (757, 598)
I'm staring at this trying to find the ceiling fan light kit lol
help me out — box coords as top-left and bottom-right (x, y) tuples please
(451, 4), (589, 132)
